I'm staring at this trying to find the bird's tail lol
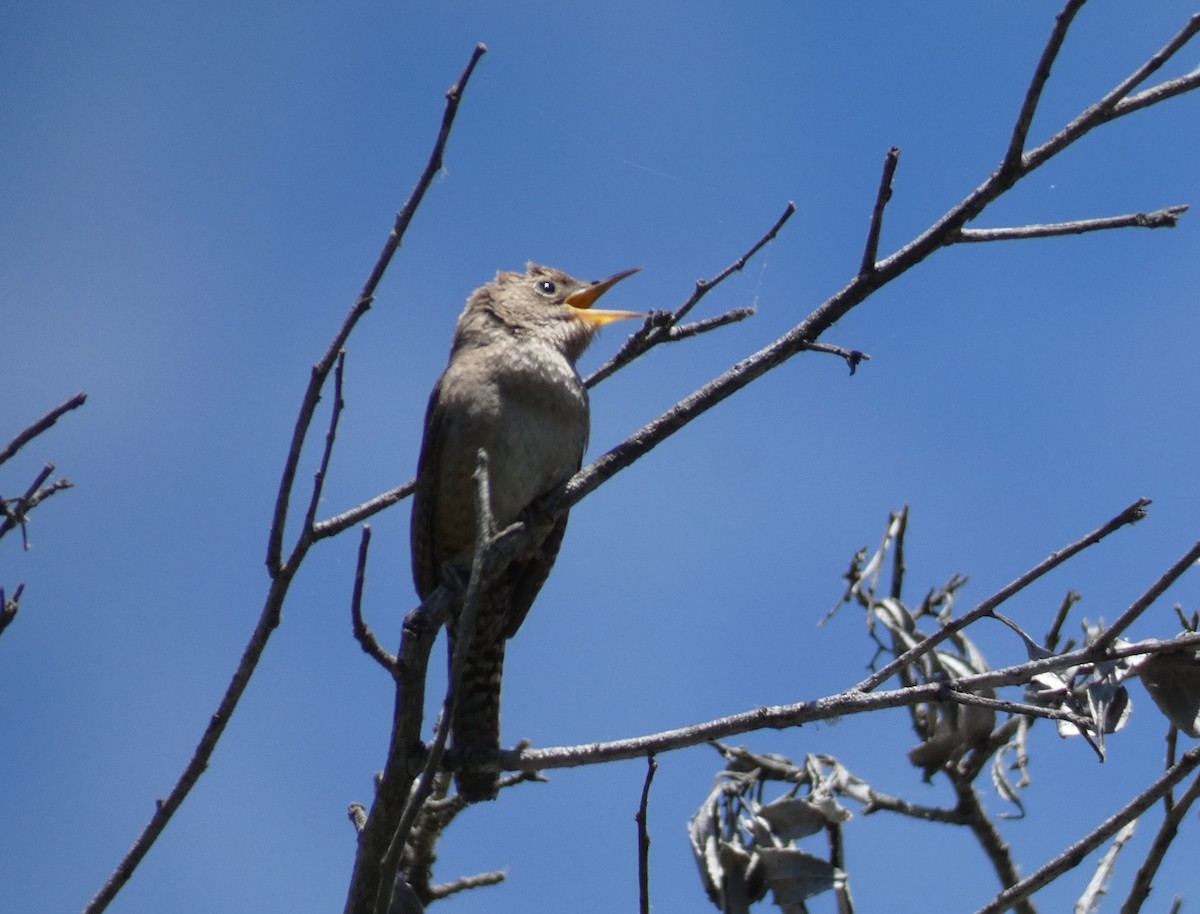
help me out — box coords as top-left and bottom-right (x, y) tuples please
(450, 634), (505, 802)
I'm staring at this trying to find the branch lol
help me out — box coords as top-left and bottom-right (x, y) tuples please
(953, 781), (1034, 914)
(1021, 13), (1200, 174)
(857, 497), (1150, 693)
(350, 525), (398, 674)
(0, 463), (55, 545)
(375, 449), (495, 914)
(502, 633), (1200, 773)
(344, 587), (450, 914)
(0, 391), (86, 468)
(1003, 0), (1087, 169)
(1119, 771), (1200, 914)
(428, 871), (506, 900)
(83, 44), (487, 914)
(1112, 66), (1200, 120)
(299, 350), (348, 540)
(860, 147), (900, 275)
(1091, 538), (1200, 651)
(636, 754), (658, 914)
(974, 747), (1200, 914)
(584, 201), (795, 388)
(265, 44), (487, 575)
(956, 206), (1188, 242)
(1077, 821), (1136, 914)
(313, 481), (416, 541)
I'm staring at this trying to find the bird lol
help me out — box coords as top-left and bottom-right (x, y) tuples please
(411, 262), (641, 801)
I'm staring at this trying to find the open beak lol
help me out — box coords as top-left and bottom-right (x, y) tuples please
(565, 267), (643, 326)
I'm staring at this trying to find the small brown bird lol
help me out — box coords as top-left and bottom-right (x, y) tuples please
(411, 262), (641, 801)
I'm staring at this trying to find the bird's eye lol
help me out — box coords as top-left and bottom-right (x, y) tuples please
(537, 280), (557, 296)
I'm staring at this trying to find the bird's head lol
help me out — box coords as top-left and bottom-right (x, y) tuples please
(461, 263), (642, 363)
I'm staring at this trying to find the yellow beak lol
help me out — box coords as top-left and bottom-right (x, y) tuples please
(565, 267), (643, 326)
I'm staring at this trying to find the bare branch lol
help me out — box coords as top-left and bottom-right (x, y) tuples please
(1092, 538), (1200, 651)
(801, 341), (871, 376)
(0, 463), (55, 545)
(1045, 590), (1081, 651)
(974, 747), (1200, 914)
(857, 497), (1150, 693)
(265, 45), (487, 575)
(365, 446), (496, 914)
(956, 206), (1188, 242)
(1113, 66), (1200, 119)
(300, 350), (348, 539)
(585, 201), (795, 388)
(313, 481), (416, 541)
(83, 44), (487, 914)
(1004, 0), (1088, 169)
(675, 201), (795, 325)
(1023, 14), (1200, 173)
(428, 871), (507, 900)
(953, 781), (1034, 914)
(860, 147), (900, 275)
(502, 632), (1200, 773)
(636, 754), (658, 914)
(0, 391), (86, 468)
(663, 307), (756, 342)
(1077, 821), (1136, 914)
(1120, 769), (1200, 914)
(360, 43), (488, 303)
(350, 525), (398, 674)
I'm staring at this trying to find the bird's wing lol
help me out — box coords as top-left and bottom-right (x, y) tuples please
(410, 377), (445, 600)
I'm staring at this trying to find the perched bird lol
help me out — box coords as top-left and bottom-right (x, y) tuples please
(411, 262), (641, 801)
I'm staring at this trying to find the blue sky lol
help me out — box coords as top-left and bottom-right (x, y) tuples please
(3, 2), (1200, 912)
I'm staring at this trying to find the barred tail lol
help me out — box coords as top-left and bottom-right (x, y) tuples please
(451, 635), (505, 802)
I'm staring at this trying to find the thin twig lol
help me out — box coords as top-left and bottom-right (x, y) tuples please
(300, 350), (348, 539)
(1112, 66), (1200, 120)
(0, 463), (55, 544)
(350, 525), (397, 674)
(1004, 0), (1088, 170)
(83, 43), (487, 914)
(1119, 769), (1200, 914)
(428, 871), (507, 899)
(939, 686), (1094, 733)
(1077, 821), (1136, 914)
(800, 341), (871, 375)
(676, 201), (796, 325)
(1022, 13), (1200, 175)
(857, 498), (1150, 693)
(636, 754), (658, 914)
(313, 481), (416, 541)
(956, 207), (1188, 242)
(585, 202), (795, 388)
(501, 632), (1200, 773)
(360, 43), (488, 304)
(1091, 539), (1200, 651)
(973, 747), (1200, 914)
(860, 147), (901, 275)
(953, 780), (1034, 914)
(266, 45), (486, 575)
(665, 307), (757, 342)
(0, 391), (86, 467)
(1045, 591), (1081, 651)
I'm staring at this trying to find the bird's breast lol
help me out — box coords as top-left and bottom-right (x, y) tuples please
(430, 342), (589, 557)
